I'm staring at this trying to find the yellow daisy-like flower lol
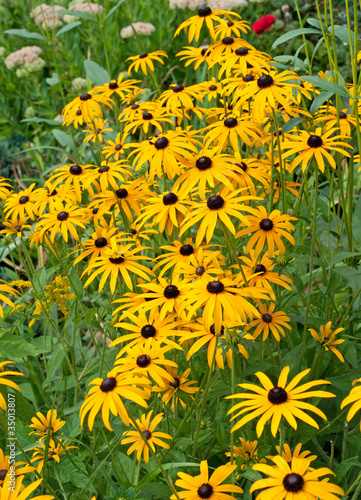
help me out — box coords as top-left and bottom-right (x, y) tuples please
(127, 50), (167, 76)
(82, 118), (112, 143)
(180, 189), (259, 246)
(245, 302), (291, 341)
(251, 456), (344, 500)
(226, 365), (335, 437)
(4, 183), (38, 222)
(235, 206), (297, 258)
(309, 321), (345, 362)
(102, 132), (124, 160)
(93, 74), (140, 100)
(81, 160), (132, 192)
(80, 368), (150, 430)
(225, 437), (264, 468)
(0, 218), (32, 239)
(29, 409), (65, 444)
(170, 460), (243, 500)
(121, 410), (172, 463)
(158, 83), (203, 113)
(33, 183), (78, 215)
(114, 338), (178, 386)
(30, 441), (76, 474)
(62, 90), (114, 125)
(314, 105), (357, 137)
(218, 46), (271, 79)
(153, 367), (199, 411)
(229, 154), (270, 196)
(176, 46), (210, 70)
(0, 449), (34, 486)
(0, 177), (12, 201)
(272, 443), (317, 464)
(214, 18), (250, 39)
(174, 6), (239, 42)
(341, 378), (361, 430)
(123, 107), (174, 137)
(0, 280), (21, 314)
(281, 127), (352, 172)
(0, 362), (23, 410)
(82, 239), (152, 293)
(205, 114), (261, 151)
(47, 163), (93, 202)
(0, 477), (53, 500)
(72, 224), (118, 265)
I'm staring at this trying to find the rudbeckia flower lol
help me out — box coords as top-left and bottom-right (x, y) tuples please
(245, 302), (291, 341)
(225, 437), (265, 468)
(235, 206), (297, 258)
(0, 449), (34, 486)
(80, 368), (150, 430)
(82, 118), (112, 143)
(315, 105), (357, 137)
(271, 443), (317, 464)
(208, 36), (252, 61)
(47, 163), (94, 202)
(93, 74), (141, 99)
(0, 477), (54, 500)
(126, 50), (168, 76)
(229, 155), (270, 196)
(123, 107), (174, 136)
(81, 160), (132, 192)
(205, 115), (261, 151)
(281, 127), (352, 172)
(153, 367), (199, 411)
(251, 456), (344, 500)
(29, 409), (65, 445)
(218, 46), (271, 79)
(158, 83), (203, 113)
(72, 224), (119, 264)
(309, 321), (345, 362)
(102, 132), (124, 160)
(0, 218), (32, 240)
(4, 183), (38, 222)
(176, 46), (210, 70)
(341, 378), (361, 430)
(0, 361), (22, 410)
(226, 366), (335, 437)
(121, 410), (172, 462)
(62, 89), (114, 125)
(30, 441), (76, 473)
(170, 460), (243, 500)
(33, 183), (78, 215)
(0, 177), (12, 201)
(214, 18), (250, 39)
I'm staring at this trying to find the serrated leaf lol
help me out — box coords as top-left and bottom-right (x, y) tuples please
(5, 29), (45, 41)
(309, 91), (334, 114)
(52, 129), (75, 149)
(0, 334), (47, 357)
(84, 59), (110, 85)
(272, 28), (322, 47)
(301, 76), (350, 97)
(55, 20), (82, 37)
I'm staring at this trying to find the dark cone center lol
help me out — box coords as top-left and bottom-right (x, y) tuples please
(170, 377), (180, 388)
(222, 36), (234, 45)
(210, 324), (225, 335)
(196, 156), (212, 170)
(142, 429), (152, 439)
(201, 48), (208, 56)
(108, 81), (118, 89)
(0, 470), (7, 481)
(262, 313), (272, 323)
(141, 324), (156, 338)
(198, 483), (213, 499)
(115, 144), (122, 151)
(116, 188), (128, 199)
(143, 112), (153, 120)
(283, 473), (304, 492)
(136, 354), (151, 368)
(19, 195), (29, 204)
(98, 165), (110, 173)
(207, 195), (224, 210)
(235, 47), (249, 56)
(70, 164), (82, 175)
(268, 386), (288, 404)
(92, 208), (99, 214)
(243, 74), (255, 82)
(339, 111), (347, 119)
(80, 92), (91, 101)
(76, 109), (82, 116)
(100, 377), (117, 392)
(109, 256), (125, 264)
(163, 192), (178, 205)
(57, 211), (69, 221)
(164, 285), (180, 299)
(95, 237), (107, 248)
(196, 266), (205, 276)
(209, 85), (217, 91)
(257, 75), (274, 88)
(307, 134), (323, 148)
(198, 6), (212, 16)
(259, 218), (274, 231)
(154, 137), (169, 149)
(14, 225), (21, 232)
(207, 281), (225, 294)
(224, 117), (238, 128)
(180, 244), (194, 256)
(139, 52), (148, 59)
(255, 264), (267, 275)
(172, 84), (184, 93)
(131, 104), (140, 110)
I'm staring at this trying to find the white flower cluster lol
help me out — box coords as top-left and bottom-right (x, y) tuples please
(64, 0), (104, 22)
(4, 45), (45, 78)
(120, 22), (156, 38)
(30, 4), (64, 29)
(71, 77), (88, 93)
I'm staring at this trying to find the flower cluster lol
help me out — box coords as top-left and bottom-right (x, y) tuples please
(30, 3), (64, 29)
(4, 46), (45, 77)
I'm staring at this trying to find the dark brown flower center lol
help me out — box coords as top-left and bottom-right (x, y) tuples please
(131, 104), (140, 110)
(98, 165), (110, 173)
(170, 377), (180, 388)
(80, 92), (91, 101)
(209, 85), (217, 91)
(222, 36), (234, 45)
(14, 225), (21, 232)
(207, 195), (224, 210)
(95, 237), (107, 248)
(139, 52), (148, 59)
(257, 75), (274, 88)
(210, 324), (225, 335)
(48, 189), (57, 197)
(198, 484), (213, 499)
(339, 111), (347, 119)
(259, 218), (274, 231)
(201, 47), (208, 56)
(207, 281), (224, 294)
(236, 162), (247, 172)
(163, 192), (178, 205)
(283, 473), (304, 492)
(0, 470), (7, 481)
(115, 144), (122, 151)
(108, 81), (118, 89)
(143, 112), (153, 120)
(172, 84), (184, 93)
(268, 386), (287, 404)
(180, 244), (194, 256)
(236, 47), (249, 56)
(243, 74), (255, 82)
(136, 354), (151, 368)
(142, 429), (152, 439)
(131, 228), (137, 235)
(116, 188), (128, 199)
(255, 264), (267, 275)
(307, 134), (323, 148)
(70, 164), (82, 175)
(76, 109), (82, 116)
(19, 195), (29, 204)
(109, 256), (125, 264)
(92, 208), (99, 214)
(198, 6), (212, 16)
(154, 137), (169, 149)
(196, 266), (205, 276)
(227, 20), (234, 27)
(141, 324), (156, 338)
(224, 117), (238, 128)
(164, 285), (180, 299)
(196, 156), (212, 170)
(48, 451), (57, 457)
(100, 377), (117, 392)
(262, 313), (272, 323)
(57, 211), (69, 221)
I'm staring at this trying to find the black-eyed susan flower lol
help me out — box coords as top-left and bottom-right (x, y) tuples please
(174, 7), (239, 43)
(0, 477), (54, 500)
(82, 160), (132, 192)
(229, 155), (270, 196)
(80, 368), (150, 430)
(314, 105), (357, 137)
(180, 189), (259, 246)
(265, 180), (300, 203)
(34, 202), (89, 244)
(0, 218), (32, 239)
(214, 18), (250, 39)
(123, 107), (174, 137)
(47, 163), (93, 201)
(136, 189), (192, 236)
(226, 366), (335, 437)
(176, 46), (210, 70)
(82, 239), (153, 293)
(82, 118), (112, 143)
(225, 437), (265, 468)
(0, 362), (23, 410)
(110, 309), (184, 355)
(158, 83), (202, 113)
(0, 177), (12, 201)
(208, 36), (251, 61)
(4, 184), (38, 222)
(205, 115), (261, 151)
(218, 46), (271, 79)
(93, 75), (141, 100)
(251, 456), (344, 500)
(235, 206), (297, 258)
(102, 132), (124, 160)
(245, 302), (291, 341)
(0, 282), (20, 316)
(177, 247), (226, 281)
(170, 460), (243, 500)
(30, 441), (77, 473)
(309, 322), (345, 362)
(119, 100), (157, 122)
(340, 378), (361, 430)
(0, 449), (34, 486)
(62, 89), (114, 125)
(72, 224), (118, 264)
(29, 409), (65, 444)
(153, 367), (199, 411)
(281, 127), (352, 172)
(115, 338), (178, 386)
(33, 183), (78, 215)
(127, 50), (167, 76)
(121, 410), (172, 462)
(127, 131), (200, 180)
(272, 443), (317, 464)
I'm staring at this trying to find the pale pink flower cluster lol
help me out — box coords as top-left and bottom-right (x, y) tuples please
(169, 0), (204, 8)
(64, 1), (104, 22)
(120, 22), (156, 38)
(30, 4), (64, 29)
(4, 46), (42, 69)
(208, 0), (247, 7)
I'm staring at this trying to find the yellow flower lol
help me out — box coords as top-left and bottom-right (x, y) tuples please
(309, 321), (345, 362)
(29, 409), (65, 445)
(0, 362), (23, 411)
(340, 378), (361, 430)
(62, 90), (114, 125)
(245, 302), (291, 341)
(4, 184), (38, 222)
(0, 477), (53, 500)
(153, 367), (198, 411)
(0, 284), (20, 317)
(126, 50), (167, 75)
(30, 441), (77, 473)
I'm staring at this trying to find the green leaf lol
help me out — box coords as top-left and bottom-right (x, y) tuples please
(0, 334), (47, 357)
(33, 267), (48, 294)
(272, 28), (322, 47)
(334, 457), (361, 483)
(301, 76), (350, 97)
(309, 91), (334, 114)
(49, 9), (95, 21)
(21, 117), (60, 126)
(46, 73), (60, 86)
(55, 20), (82, 37)
(307, 18), (322, 29)
(274, 55), (306, 71)
(238, 468), (263, 481)
(330, 25), (355, 45)
(69, 268), (84, 299)
(84, 59), (110, 85)
(4, 29), (45, 41)
(282, 117), (304, 133)
(352, 194), (361, 244)
(52, 129), (75, 149)
(106, 0), (126, 19)
(58, 457), (89, 487)
(291, 272), (305, 292)
(328, 251), (361, 267)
